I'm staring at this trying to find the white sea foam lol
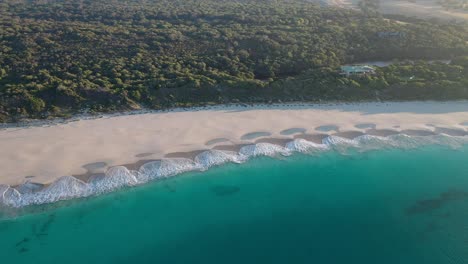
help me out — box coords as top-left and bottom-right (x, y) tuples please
(89, 166), (139, 194)
(286, 139), (329, 153)
(9, 176), (91, 207)
(0, 184), (8, 197)
(0, 184), (13, 206)
(15, 181), (43, 194)
(194, 150), (246, 169)
(321, 135), (361, 154)
(323, 136), (359, 147)
(137, 158), (200, 183)
(2, 133), (468, 208)
(379, 134), (468, 150)
(353, 135), (397, 150)
(1, 186), (22, 207)
(322, 134), (468, 152)
(428, 134), (468, 149)
(239, 143), (291, 157)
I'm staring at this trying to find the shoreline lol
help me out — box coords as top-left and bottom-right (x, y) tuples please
(2, 100), (468, 130)
(2, 131), (468, 208)
(1, 101), (468, 187)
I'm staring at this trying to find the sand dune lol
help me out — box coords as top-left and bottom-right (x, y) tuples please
(1, 101), (468, 186)
(320, 0), (468, 21)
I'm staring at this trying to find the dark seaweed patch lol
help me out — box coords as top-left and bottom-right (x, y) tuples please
(0, 221), (10, 232)
(406, 189), (468, 215)
(15, 237), (29, 247)
(164, 184), (176, 193)
(424, 222), (439, 233)
(19, 247), (29, 254)
(36, 233), (48, 239)
(211, 185), (240, 196)
(39, 214), (55, 233)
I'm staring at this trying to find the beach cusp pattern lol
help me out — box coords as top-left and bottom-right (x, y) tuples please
(2, 132), (468, 208)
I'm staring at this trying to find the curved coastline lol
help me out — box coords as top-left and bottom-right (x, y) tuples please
(2, 101), (468, 208)
(2, 130), (468, 208)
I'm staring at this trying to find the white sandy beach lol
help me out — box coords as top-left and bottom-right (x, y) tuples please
(320, 0), (468, 21)
(1, 101), (468, 186)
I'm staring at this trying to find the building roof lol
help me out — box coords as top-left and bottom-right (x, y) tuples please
(341, 65), (375, 73)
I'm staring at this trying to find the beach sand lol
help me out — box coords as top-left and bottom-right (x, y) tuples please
(321, 0), (468, 21)
(1, 101), (468, 186)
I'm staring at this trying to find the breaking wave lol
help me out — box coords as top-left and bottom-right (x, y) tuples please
(239, 143), (291, 157)
(194, 150), (246, 168)
(286, 139), (329, 153)
(2, 133), (468, 208)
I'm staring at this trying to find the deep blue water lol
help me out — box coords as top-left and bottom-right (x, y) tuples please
(1, 146), (468, 263)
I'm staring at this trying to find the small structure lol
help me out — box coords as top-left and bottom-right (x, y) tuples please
(340, 65), (375, 77)
(377, 32), (406, 38)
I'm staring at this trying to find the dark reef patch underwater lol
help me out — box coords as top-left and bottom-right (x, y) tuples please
(2, 145), (468, 263)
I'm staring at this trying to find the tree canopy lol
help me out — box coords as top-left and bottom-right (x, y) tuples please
(1, 0), (468, 122)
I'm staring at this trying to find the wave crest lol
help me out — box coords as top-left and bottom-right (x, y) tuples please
(194, 150), (246, 169)
(138, 158), (199, 182)
(286, 139), (329, 153)
(19, 176), (90, 207)
(2, 133), (468, 208)
(90, 166), (139, 194)
(1, 185), (21, 207)
(239, 143), (291, 157)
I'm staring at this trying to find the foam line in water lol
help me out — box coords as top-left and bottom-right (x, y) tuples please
(429, 133), (468, 149)
(239, 143), (291, 157)
(89, 166), (139, 194)
(0, 184), (13, 207)
(4, 176), (90, 208)
(1, 186), (22, 208)
(2, 133), (468, 208)
(194, 150), (246, 169)
(286, 139), (329, 153)
(137, 158), (200, 183)
(323, 135), (359, 146)
(15, 181), (43, 194)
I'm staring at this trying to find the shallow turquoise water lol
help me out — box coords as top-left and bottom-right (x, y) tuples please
(1, 146), (468, 263)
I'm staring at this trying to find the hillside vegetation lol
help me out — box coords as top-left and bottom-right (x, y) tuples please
(1, 0), (468, 121)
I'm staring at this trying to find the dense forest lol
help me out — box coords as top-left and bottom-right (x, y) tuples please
(1, 0), (468, 122)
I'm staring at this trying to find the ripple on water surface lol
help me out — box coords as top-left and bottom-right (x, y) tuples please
(2, 145), (468, 264)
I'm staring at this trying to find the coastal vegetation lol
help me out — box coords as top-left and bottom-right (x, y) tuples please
(1, 0), (468, 122)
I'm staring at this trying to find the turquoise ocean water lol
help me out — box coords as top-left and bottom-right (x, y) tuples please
(1, 145), (468, 263)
